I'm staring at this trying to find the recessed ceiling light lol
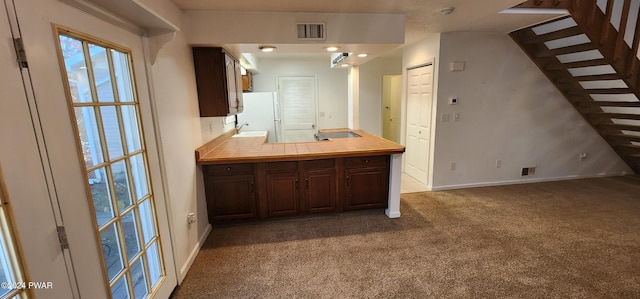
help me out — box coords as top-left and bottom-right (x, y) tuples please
(357, 53), (368, 58)
(325, 46), (340, 52)
(259, 46), (276, 53)
(341, 63), (350, 67)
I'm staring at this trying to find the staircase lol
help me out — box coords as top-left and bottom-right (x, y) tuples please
(510, 0), (640, 173)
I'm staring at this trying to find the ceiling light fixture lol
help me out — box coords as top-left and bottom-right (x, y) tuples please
(259, 46), (276, 53)
(440, 7), (455, 15)
(325, 46), (340, 52)
(357, 53), (368, 58)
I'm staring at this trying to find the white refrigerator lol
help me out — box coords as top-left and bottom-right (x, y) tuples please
(237, 92), (280, 143)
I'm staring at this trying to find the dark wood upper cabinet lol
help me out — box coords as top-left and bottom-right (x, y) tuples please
(192, 47), (244, 117)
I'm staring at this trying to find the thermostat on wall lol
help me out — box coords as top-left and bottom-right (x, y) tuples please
(450, 61), (465, 71)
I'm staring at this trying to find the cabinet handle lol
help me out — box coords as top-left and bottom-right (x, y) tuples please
(364, 159), (370, 163)
(305, 178), (309, 189)
(295, 180), (299, 190)
(226, 167), (231, 171)
(346, 176), (350, 186)
(249, 182), (254, 193)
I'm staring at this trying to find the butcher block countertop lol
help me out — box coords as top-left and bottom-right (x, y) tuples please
(196, 129), (405, 165)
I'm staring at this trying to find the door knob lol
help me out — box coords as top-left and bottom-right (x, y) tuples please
(312, 124), (316, 129)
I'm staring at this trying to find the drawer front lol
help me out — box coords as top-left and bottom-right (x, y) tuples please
(266, 161), (298, 173)
(345, 155), (388, 168)
(204, 163), (254, 176)
(303, 158), (335, 169)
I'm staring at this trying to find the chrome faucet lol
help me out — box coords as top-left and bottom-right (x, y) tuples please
(236, 122), (249, 132)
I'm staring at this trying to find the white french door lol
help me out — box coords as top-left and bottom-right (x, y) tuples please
(1, 0), (177, 298)
(405, 64), (434, 187)
(1, 2), (76, 297)
(278, 76), (318, 142)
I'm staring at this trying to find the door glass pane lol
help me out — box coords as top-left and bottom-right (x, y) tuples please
(130, 154), (148, 201)
(59, 35), (93, 103)
(111, 275), (130, 299)
(56, 29), (165, 299)
(147, 241), (162, 288)
(122, 211), (140, 261)
(75, 107), (104, 167)
(112, 50), (135, 103)
(101, 106), (124, 159)
(121, 105), (141, 153)
(100, 223), (124, 281)
(112, 160), (132, 213)
(139, 199), (155, 245)
(89, 44), (115, 103)
(130, 258), (148, 298)
(89, 167), (114, 227)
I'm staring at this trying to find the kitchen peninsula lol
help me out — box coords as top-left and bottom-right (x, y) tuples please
(196, 129), (405, 222)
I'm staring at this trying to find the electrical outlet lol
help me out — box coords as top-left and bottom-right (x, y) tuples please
(496, 159), (502, 168)
(187, 212), (196, 225)
(450, 162), (456, 171)
(442, 113), (450, 122)
(454, 112), (460, 121)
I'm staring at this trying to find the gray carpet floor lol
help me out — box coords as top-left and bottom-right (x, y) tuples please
(170, 175), (640, 298)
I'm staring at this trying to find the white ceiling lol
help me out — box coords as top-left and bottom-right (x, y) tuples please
(171, 0), (564, 60)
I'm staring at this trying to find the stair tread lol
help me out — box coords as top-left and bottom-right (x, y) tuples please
(544, 59), (609, 70)
(569, 88), (633, 94)
(618, 144), (640, 150)
(607, 134), (640, 141)
(589, 113), (640, 120)
(525, 26), (584, 44)
(536, 43), (597, 57)
(580, 101), (640, 107)
(598, 123), (640, 131)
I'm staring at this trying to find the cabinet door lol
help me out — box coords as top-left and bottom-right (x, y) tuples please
(192, 47), (230, 117)
(225, 53), (238, 114)
(304, 169), (336, 213)
(344, 167), (389, 210)
(205, 174), (256, 220)
(265, 172), (300, 217)
(234, 60), (244, 113)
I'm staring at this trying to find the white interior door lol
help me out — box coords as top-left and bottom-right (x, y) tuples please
(405, 64), (434, 186)
(382, 75), (402, 143)
(1, 2), (76, 297)
(8, 0), (177, 297)
(278, 76), (318, 142)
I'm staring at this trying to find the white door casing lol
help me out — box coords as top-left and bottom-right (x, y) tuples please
(278, 76), (318, 142)
(405, 64), (434, 187)
(8, 0), (177, 297)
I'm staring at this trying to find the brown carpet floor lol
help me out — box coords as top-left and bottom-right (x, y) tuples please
(170, 176), (640, 298)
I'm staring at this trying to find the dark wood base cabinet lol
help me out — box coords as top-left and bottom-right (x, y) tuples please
(203, 164), (257, 221)
(202, 156), (389, 222)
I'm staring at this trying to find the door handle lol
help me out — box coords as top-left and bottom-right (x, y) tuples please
(312, 124), (316, 129)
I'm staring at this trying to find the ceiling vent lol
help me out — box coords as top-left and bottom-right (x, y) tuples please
(297, 23), (325, 40)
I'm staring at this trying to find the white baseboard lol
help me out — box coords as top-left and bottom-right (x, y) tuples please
(178, 223), (212, 283)
(429, 171), (631, 191)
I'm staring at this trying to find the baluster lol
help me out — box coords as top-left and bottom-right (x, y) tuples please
(614, 0), (632, 61)
(628, 5), (640, 78)
(601, 0), (615, 45)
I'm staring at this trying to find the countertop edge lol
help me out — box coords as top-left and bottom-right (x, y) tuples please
(195, 129), (405, 165)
